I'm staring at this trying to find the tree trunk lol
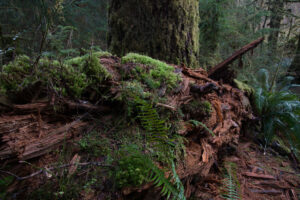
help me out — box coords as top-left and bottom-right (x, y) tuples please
(107, 0), (200, 67)
(289, 34), (300, 83)
(268, 0), (284, 51)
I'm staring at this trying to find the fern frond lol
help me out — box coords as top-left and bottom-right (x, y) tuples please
(135, 97), (173, 148)
(189, 120), (215, 137)
(221, 162), (241, 200)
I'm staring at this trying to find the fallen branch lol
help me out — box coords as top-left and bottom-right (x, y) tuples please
(208, 37), (264, 79)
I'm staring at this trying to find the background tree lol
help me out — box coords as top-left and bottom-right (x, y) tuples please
(107, 0), (200, 67)
(289, 34), (300, 83)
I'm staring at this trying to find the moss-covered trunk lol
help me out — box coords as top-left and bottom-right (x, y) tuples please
(108, 0), (200, 67)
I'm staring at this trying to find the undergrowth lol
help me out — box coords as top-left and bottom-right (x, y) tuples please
(252, 68), (300, 154)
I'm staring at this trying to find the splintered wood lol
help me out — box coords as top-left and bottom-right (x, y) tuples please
(0, 111), (87, 161)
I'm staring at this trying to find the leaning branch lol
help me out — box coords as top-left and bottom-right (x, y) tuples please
(208, 37), (264, 78)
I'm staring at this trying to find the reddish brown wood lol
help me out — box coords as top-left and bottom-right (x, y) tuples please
(208, 37), (264, 78)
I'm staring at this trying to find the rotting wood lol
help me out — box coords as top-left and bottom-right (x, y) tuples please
(208, 37), (264, 80)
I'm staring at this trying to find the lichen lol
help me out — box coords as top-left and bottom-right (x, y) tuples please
(121, 53), (181, 90)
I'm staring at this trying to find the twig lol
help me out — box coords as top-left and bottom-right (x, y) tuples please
(0, 162), (111, 181)
(156, 103), (176, 111)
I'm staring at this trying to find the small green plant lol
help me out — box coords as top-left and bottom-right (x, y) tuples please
(115, 150), (150, 188)
(78, 131), (111, 157)
(0, 175), (13, 199)
(253, 68), (300, 153)
(221, 162), (241, 200)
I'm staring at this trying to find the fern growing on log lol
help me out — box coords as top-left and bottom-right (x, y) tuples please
(135, 97), (174, 148)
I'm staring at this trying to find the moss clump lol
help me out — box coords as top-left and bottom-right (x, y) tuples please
(0, 55), (34, 94)
(0, 53), (112, 99)
(114, 154), (149, 188)
(121, 53), (181, 90)
(92, 51), (112, 58)
(65, 53), (111, 82)
(182, 100), (212, 118)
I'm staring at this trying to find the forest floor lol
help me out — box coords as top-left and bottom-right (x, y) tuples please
(193, 137), (300, 200)
(0, 53), (299, 200)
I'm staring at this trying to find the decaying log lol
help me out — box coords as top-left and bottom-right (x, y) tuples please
(0, 116), (87, 160)
(0, 56), (255, 199)
(208, 37), (264, 81)
(20, 120), (87, 160)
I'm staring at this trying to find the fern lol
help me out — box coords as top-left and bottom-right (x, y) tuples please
(253, 68), (300, 153)
(135, 97), (174, 147)
(189, 119), (215, 137)
(221, 162), (241, 200)
(118, 145), (184, 200)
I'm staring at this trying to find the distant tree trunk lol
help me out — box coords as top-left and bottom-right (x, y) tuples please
(107, 0), (200, 67)
(268, 0), (284, 51)
(199, 0), (221, 67)
(289, 34), (300, 83)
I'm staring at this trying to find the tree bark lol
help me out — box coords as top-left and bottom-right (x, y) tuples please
(107, 0), (200, 67)
(289, 34), (300, 83)
(268, 0), (284, 51)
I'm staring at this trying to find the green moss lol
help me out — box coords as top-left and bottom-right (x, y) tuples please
(0, 55), (35, 92)
(121, 53), (181, 90)
(182, 100), (212, 118)
(92, 51), (112, 58)
(82, 54), (112, 83)
(0, 53), (112, 99)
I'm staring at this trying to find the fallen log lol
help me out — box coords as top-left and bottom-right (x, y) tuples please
(208, 37), (264, 81)
(0, 54), (254, 199)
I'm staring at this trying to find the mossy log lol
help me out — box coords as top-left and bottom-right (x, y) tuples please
(0, 54), (254, 199)
(108, 0), (200, 67)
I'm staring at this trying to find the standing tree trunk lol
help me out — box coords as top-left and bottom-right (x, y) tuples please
(289, 34), (300, 83)
(107, 0), (200, 67)
(268, 0), (284, 52)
